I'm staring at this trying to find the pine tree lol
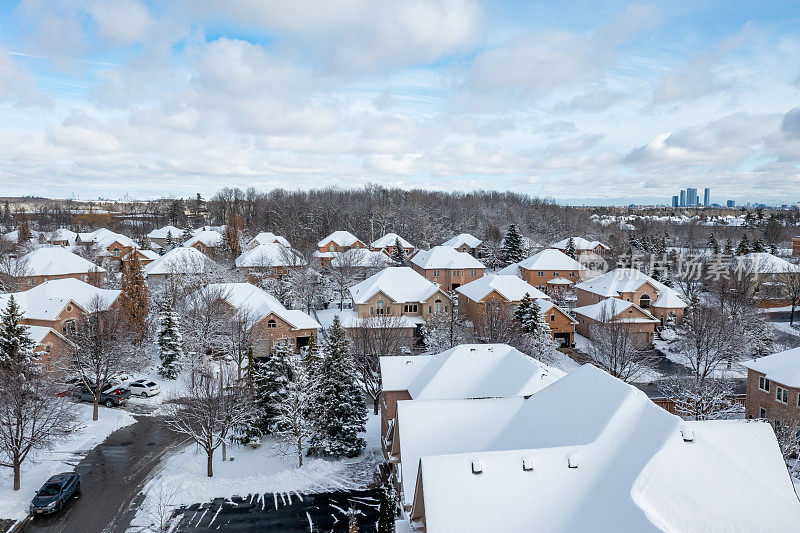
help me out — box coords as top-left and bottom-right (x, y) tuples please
(523, 301), (561, 365)
(736, 234), (750, 256)
(181, 226), (193, 244)
(707, 234), (720, 255)
(157, 303), (183, 379)
(120, 252), (149, 341)
(564, 237), (577, 259)
(251, 339), (293, 433)
(502, 224), (525, 265)
(163, 231), (176, 253)
(377, 479), (397, 533)
(309, 316), (367, 458)
(0, 295), (35, 367)
(1, 201), (10, 225)
(514, 293), (537, 333)
(752, 238), (766, 253)
(391, 237), (406, 266)
(723, 238), (734, 256)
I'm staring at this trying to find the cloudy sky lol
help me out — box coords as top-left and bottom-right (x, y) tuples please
(0, 1), (799, 205)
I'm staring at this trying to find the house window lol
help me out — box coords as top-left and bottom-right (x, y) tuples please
(760, 407), (767, 418)
(759, 376), (770, 392)
(112, 247), (120, 257)
(328, 244), (334, 251)
(81, 275), (88, 282)
(61, 320), (76, 335)
(569, 271), (575, 277)
(454, 270), (460, 277)
(45, 344), (51, 353)
(370, 307), (374, 315)
(777, 386), (788, 404)
(376, 300), (385, 315)
(434, 299), (442, 313)
(550, 314), (555, 322)
(433, 270), (440, 277)
(538, 271), (544, 277)
(639, 294), (651, 309)
(470, 269), (476, 276)
(553, 271), (559, 277)
(403, 304), (418, 313)
(267, 319), (277, 328)
(797, 394), (800, 407)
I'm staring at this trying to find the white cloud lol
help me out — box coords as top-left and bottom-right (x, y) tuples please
(88, 0), (151, 44)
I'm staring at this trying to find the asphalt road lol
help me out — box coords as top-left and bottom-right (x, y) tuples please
(22, 414), (184, 533)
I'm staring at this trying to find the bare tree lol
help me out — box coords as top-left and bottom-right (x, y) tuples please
(329, 249), (363, 310)
(673, 304), (740, 382)
(778, 266), (800, 326)
(162, 365), (254, 477)
(422, 291), (470, 353)
(587, 305), (655, 383)
(659, 377), (743, 420)
(473, 302), (521, 344)
(227, 308), (254, 381)
(272, 357), (319, 467)
(143, 480), (178, 533)
(773, 418), (800, 477)
(0, 253), (28, 293)
(181, 285), (232, 370)
(287, 265), (323, 314)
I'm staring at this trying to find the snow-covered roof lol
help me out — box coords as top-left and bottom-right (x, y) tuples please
(371, 233), (413, 249)
(195, 283), (320, 331)
(235, 243), (298, 268)
(738, 252), (800, 274)
(551, 237), (610, 251)
(317, 230), (362, 248)
(547, 276), (574, 285)
(78, 228), (137, 251)
(130, 249), (160, 261)
(144, 246), (211, 276)
(380, 343), (563, 397)
(184, 230), (224, 248)
(456, 274), (549, 302)
(441, 233), (482, 249)
(399, 365), (800, 530)
(535, 298), (578, 324)
(49, 228), (77, 245)
(26, 325), (62, 345)
(18, 247), (106, 276)
(496, 263), (521, 277)
(330, 248), (392, 268)
(742, 347), (800, 387)
(572, 297), (658, 323)
(410, 246), (485, 270)
(517, 249), (585, 272)
(247, 232), (290, 249)
(575, 268), (687, 309)
(0, 278), (120, 321)
(147, 225), (184, 240)
(349, 267), (442, 305)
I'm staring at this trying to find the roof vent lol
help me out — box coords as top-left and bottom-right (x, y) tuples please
(681, 427), (694, 442)
(471, 460), (483, 475)
(567, 454), (579, 469)
(469, 348), (477, 353)
(522, 456), (534, 472)
(487, 347), (494, 352)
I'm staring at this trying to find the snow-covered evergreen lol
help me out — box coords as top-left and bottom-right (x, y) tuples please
(502, 224), (525, 265)
(0, 295), (35, 366)
(250, 339), (293, 434)
(391, 237), (406, 266)
(564, 237), (577, 259)
(157, 303), (183, 379)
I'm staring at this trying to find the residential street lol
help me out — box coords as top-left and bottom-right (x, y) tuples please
(22, 415), (184, 533)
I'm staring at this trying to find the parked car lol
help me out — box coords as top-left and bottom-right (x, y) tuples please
(125, 379), (160, 397)
(29, 472), (80, 515)
(73, 383), (131, 407)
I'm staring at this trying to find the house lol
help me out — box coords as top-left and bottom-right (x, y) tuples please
(379, 343), (563, 456)
(14, 247), (106, 288)
(371, 233), (415, 258)
(742, 347), (800, 423)
(331, 248), (393, 272)
(736, 252), (800, 307)
(501, 249), (585, 293)
(551, 236), (610, 258)
(235, 243), (301, 281)
(27, 325), (75, 372)
(147, 225), (184, 247)
(574, 268), (687, 326)
(392, 365), (800, 532)
(144, 246), (213, 281)
(572, 298), (658, 347)
(184, 230), (224, 254)
(441, 233), (483, 258)
(316, 230), (366, 267)
(48, 228), (78, 247)
(245, 232), (291, 251)
(122, 248), (159, 270)
(191, 283), (320, 354)
(76, 228), (138, 270)
(793, 236), (800, 257)
(410, 246), (485, 291)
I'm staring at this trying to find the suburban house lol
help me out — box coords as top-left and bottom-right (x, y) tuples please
(14, 247), (106, 288)
(27, 325), (75, 372)
(316, 230), (366, 267)
(736, 252), (800, 307)
(147, 225), (184, 247)
(76, 228), (138, 270)
(500, 249), (585, 293)
(235, 243), (301, 281)
(144, 246), (213, 281)
(742, 347), (800, 424)
(574, 268), (687, 326)
(48, 228), (78, 247)
(331, 248), (393, 276)
(192, 282), (321, 354)
(121, 248), (159, 271)
(551, 236), (611, 258)
(378, 343), (563, 457)
(371, 233), (415, 258)
(184, 230), (224, 254)
(572, 297), (659, 347)
(441, 233), (484, 258)
(391, 364), (800, 532)
(245, 232), (291, 251)
(410, 246), (485, 291)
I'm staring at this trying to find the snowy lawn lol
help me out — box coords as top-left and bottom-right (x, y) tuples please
(0, 404), (136, 521)
(314, 308), (355, 331)
(655, 337), (746, 379)
(771, 321), (800, 338)
(128, 413), (382, 531)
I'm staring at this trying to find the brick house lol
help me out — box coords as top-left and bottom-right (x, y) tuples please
(500, 249), (585, 294)
(551, 237), (610, 259)
(245, 232), (291, 251)
(235, 243), (301, 281)
(371, 233), (416, 259)
(28, 325), (75, 373)
(184, 230), (224, 255)
(76, 228), (138, 270)
(440, 233), (484, 258)
(742, 347), (800, 425)
(147, 225), (184, 247)
(314, 230), (366, 267)
(410, 246), (485, 291)
(737, 252), (800, 308)
(573, 297), (659, 347)
(14, 247), (106, 288)
(574, 268), (687, 327)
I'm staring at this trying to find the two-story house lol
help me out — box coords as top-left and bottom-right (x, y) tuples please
(441, 233), (484, 258)
(410, 246), (485, 291)
(76, 228), (138, 270)
(500, 249), (585, 293)
(235, 243), (301, 281)
(14, 247), (106, 288)
(742, 347), (800, 425)
(184, 230), (224, 255)
(315, 230), (366, 267)
(371, 233), (415, 259)
(245, 232), (291, 251)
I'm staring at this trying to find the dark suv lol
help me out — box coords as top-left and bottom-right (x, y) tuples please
(73, 383), (131, 407)
(29, 472), (80, 515)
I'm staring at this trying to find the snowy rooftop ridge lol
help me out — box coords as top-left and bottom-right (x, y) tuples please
(147, 225), (184, 240)
(349, 267), (442, 305)
(516, 248), (585, 272)
(144, 246), (211, 275)
(318, 230), (362, 248)
(742, 347), (800, 388)
(441, 233), (482, 249)
(575, 268), (687, 309)
(18, 247), (106, 276)
(235, 243), (298, 268)
(572, 297), (658, 323)
(371, 232), (413, 249)
(551, 237), (610, 251)
(185, 230), (224, 248)
(456, 274), (549, 302)
(247, 232), (291, 249)
(411, 246), (485, 270)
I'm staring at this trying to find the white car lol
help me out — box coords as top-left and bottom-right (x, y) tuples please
(126, 379), (160, 397)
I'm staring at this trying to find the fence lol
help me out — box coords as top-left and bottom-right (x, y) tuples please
(650, 394), (746, 415)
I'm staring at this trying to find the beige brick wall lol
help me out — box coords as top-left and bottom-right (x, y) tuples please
(521, 268), (581, 290)
(410, 263), (484, 291)
(745, 369), (800, 424)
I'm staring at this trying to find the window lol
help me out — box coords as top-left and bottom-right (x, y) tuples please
(760, 407), (767, 419)
(61, 320), (76, 335)
(112, 247), (120, 257)
(797, 393), (800, 407)
(454, 270), (460, 277)
(266, 319), (277, 328)
(553, 271), (559, 277)
(759, 376), (770, 392)
(434, 299), (442, 313)
(376, 300), (385, 315)
(470, 269), (476, 276)
(538, 271), (544, 277)
(433, 270), (440, 277)
(639, 294), (651, 309)
(777, 386), (788, 404)
(328, 244), (334, 251)
(81, 275), (88, 282)
(550, 314), (555, 322)
(45, 345), (51, 353)
(569, 271), (575, 277)
(403, 304), (418, 313)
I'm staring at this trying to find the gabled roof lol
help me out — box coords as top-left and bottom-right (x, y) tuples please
(18, 247), (106, 276)
(411, 246), (485, 270)
(371, 233), (414, 249)
(247, 232), (290, 249)
(26, 325), (70, 346)
(399, 365), (800, 531)
(78, 228), (137, 251)
(441, 233), (482, 248)
(516, 249), (585, 272)
(331, 248), (392, 268)
(49, 228), (77, 245)
(144, 246), (211, 276)
(127, 249), (160, 261)
(185, 230), (223, 248)
(147, 225), (184, 240)
(318, 230), (361, 248)
(551, 237), (610, 251)
(235, 243), (298, 268)
(0, 278), (120, 321)
(574, 268), (687, 309)
(535, 298), (579, 324)
(742, 347), (800, 388)
(572, 297), (658, 323)
(349, 267), (442, 305)
(456, 274), (549, 302)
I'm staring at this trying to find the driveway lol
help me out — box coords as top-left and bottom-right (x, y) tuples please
(22, 415), (183, 533)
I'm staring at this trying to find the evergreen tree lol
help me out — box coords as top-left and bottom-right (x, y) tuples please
(391, 237), (406, 266)
(309, 316), (367, 458)
(136, 233), (150, 250)
(514, 293), (537, 333)
(502, 224), (525, 265)
(0, 295), (35, 366)
(564, 237), (577, 259)
(707, 233), (720, 255)
(377, 478), (397, 533)
(723, 238), (734, 256)
(120, 252), (149, 341)
(157, 303), (183, 379)
(1, 201), (10, 225)
(769, 243), (778, 255)
(181, 226), (193, 244)
(736, 234), (750, 256)
(162, 231), (176, 253)
(752, 238), (766, 253)
(251, 340), (293, 433)
(523, 301), (561, 365)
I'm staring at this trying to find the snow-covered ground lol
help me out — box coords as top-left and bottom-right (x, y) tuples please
(128, 413), (382, 532)
(314, 307), (355, 331)
(0, 404), (136, 521)
(771, 320), (800, 338)
(655, 336), (746, 379)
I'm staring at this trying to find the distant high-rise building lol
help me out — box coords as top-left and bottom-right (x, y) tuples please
(686, 188), (698, 207)
(672, 195), (679, 208)
(679, 190), (686, 207)
(703, 188), (710, 207)
(727, 200), (735, 208)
